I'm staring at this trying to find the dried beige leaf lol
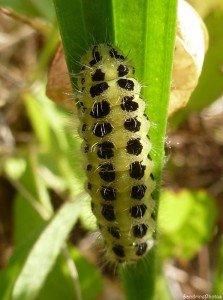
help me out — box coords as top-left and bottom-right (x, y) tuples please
(169, 0), (208, 116)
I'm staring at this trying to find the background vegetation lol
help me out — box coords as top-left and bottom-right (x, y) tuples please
(0, 0), (223, 299)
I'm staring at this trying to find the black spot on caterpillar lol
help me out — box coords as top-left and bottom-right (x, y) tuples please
(77, 44), (155, 263)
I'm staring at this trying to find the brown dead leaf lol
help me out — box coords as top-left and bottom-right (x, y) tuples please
(46, 43), (74, 111)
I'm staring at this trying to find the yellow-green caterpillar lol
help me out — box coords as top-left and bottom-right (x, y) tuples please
(77, 44), (155, 263)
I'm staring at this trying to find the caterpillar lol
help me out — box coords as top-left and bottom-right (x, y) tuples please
(76, 44), (156, 263)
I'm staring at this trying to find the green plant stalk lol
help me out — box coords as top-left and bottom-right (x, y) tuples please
(53, 0), (115, 75)
(53, 0), (177, 299)
(119, 2), (177, 297)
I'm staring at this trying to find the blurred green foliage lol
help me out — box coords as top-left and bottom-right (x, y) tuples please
(0, 0), (56, 22)
(0, 0), (222, 299)
(158, 190), (217, 259)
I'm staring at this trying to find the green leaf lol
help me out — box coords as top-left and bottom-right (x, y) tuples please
(53, 0), (177, 299)
(53, 1), (115, 70)
(212, 236), (223, 294)
(9, 150), (52, 247)
(190, 10), (223, 107)
(0, 224), (46, 300)
(39, 247), (102, 300)
(23, 83), (84, 195)
(158, 189), (218, 259)
(68, 247), (103, 300)
(120, 254), (156, 300)
(13, 149), (53, 223)
(38, 253), (78, 300)
(155, 272), (173, 300)
(12, 199), (82, 300)
(14, 192), (46, 246)
(4, 157), (26, 180)
(53, 0), (177, 194)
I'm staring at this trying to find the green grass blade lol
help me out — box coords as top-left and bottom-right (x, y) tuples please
(119, 2), (177, 298)
(53, 0), (177, 183)
(12, 199), (82, 300)
(53, 0), (177, 299)
(53, 0), (114, 73)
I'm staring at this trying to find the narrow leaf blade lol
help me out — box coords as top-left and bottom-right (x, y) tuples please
(12, 199), (82, 300)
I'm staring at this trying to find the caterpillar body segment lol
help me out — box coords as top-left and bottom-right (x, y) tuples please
(76, 44), (155, 263)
